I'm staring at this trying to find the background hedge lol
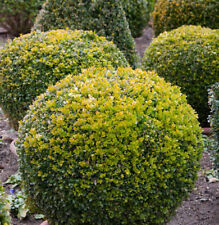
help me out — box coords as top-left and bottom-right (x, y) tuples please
(122, 0), (151, 38)
(152, 0), (219, 36)
(142, 25), (219, 126)
(0, 0), (44, 37)
(33, 0), (139, 68)
(17, 67), (203, 225)
(209, 82), (219, 177)
(0, 29), (128, 130)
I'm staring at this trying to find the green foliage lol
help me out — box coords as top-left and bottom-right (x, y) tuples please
(8, 191), (29, 220)
(122, 0), (151, 38)
(6, 173), (45, 220)
(5, 173), (22, 189)
(17, 67), (203, 225)
(0, 29), (128, 130)
(142, 25), (219, 126)
(0, 0), (44, 37)
(152, 0), (219, 36)
(6, 173), (28, 219)
(33, 0), (139, 67)
(0, 182), (11, 225)
(208, 82), (219, 176)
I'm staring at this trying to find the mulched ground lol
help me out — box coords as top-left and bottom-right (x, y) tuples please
(0, 25), (219, 225)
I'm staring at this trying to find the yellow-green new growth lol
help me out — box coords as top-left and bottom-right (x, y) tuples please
(153, 0), (219, 36)
(17, 67), (203, 225)
(142, 25), (219, 126)
(0, 29), (128, 130)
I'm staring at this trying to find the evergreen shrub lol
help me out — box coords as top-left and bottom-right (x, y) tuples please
(33, 0), (139, 67)
(152, 0), (219, 36)
(122, 0), (151, 38)
(17, 67), (203, 225)
(0, 182), (11, 225)
(209, 82), (219, 176)
(0, 0), (44, 37)
(0, 29), (128, 130)
(142, 25), (219, 126)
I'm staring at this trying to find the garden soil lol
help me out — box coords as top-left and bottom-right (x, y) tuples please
(0, 26), (219, 225)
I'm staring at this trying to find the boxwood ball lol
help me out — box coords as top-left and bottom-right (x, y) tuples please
(142, 25), (219, 126)
(0, 29), (128, 130)
(17, 67), (203, 225)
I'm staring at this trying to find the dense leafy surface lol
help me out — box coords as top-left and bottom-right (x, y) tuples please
(0, 29), (128, 130)
(143, 25), (219, 126)
(0, 0), (44, 37)
(153, 0), (219, 36)
(0, 182), (11, 225)
(17, 67), (203, 225)
(209, 82), (219, 176)
(122, 0), (151, 38)
(33, 0), (139, 67)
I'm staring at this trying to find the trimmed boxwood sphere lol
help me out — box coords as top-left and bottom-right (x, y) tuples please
(0, 29), (128, 130)
(152, 0), (219, 36)
(142, 25), (219, 126)
(17, 67), (203, 225)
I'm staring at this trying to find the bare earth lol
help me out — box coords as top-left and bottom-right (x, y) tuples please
(0, 26), (219, 225)
(135, 25), (154, 58)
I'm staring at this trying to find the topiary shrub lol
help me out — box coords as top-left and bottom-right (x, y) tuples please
(142, 25), (219, 126)
(152, 0), (219, 36)
(0, 182), (11, 225)
(33, 0), (139, 68)
(122, 0), (151, 38)
(0, 29), (128, 130)
(147, 0), (157, 14)
(0, 0), (44, 37)
(17, 67), (203, 225)
(208, 82), (219, 176)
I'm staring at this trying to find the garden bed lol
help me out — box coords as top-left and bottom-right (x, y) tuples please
(0, 26), (219, 225)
